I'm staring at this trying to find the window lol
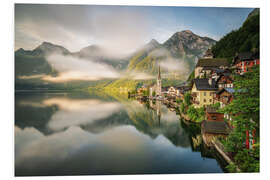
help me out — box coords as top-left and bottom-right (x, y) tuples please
(212, 116), (217, 120)
(209, 99), (212, 102)
(204, 92), (206, 96)
(204, 99), (206, 103)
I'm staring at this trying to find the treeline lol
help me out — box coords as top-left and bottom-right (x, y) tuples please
(212, 9), (259, 59)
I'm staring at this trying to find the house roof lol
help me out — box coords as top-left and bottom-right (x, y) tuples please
(193, 78), (218, 91)
(196, 58), (229, 68)
(202, 67), (215, 71)
(216, 73), (233, 83)
(233, 52), (257, 65)
(176, 85), (191, 90)
(217, 87), (247, 95)
(237, 52), (253, 61)
(202, 120), (231, 134)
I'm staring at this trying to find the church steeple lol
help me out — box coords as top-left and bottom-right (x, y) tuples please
(158, 65), (161, 80)
(156, 64), (162, 97)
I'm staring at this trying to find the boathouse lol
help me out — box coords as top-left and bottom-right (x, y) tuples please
(205, 106), (224, 121)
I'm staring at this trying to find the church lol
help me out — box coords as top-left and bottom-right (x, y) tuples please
(150, 65), (162, 97)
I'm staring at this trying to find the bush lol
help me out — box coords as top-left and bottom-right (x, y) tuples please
(187, 105), (205, 122)
(176, 98), (182, 104)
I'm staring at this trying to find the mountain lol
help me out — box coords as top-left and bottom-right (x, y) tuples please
(16, 42), (71, 57)
(127, 30), (216, 76)
(127, 39), (163, 74)
(15, 42), (71, 79)
(106, 31), (216, 92)
(73, 45), (129, 71)
(211, 8), (259, 59)
(15, 30), (216, 91)
(163, 30), (216, 58)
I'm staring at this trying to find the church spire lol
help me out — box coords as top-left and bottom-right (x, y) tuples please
(158, 65), (161, 80)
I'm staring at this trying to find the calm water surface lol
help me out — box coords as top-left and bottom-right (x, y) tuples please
(15, 92), (225, 176)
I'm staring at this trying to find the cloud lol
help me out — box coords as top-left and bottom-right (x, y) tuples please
(15, 4), (153, 57)
(42, 97), (123, 131)
(160, 59), (189, 72)
(43, 54), (120, 82)
(128, 72), (155, 80)
(150, 48), (190, 77)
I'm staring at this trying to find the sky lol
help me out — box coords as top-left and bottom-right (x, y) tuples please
(15, 4), (253, 52)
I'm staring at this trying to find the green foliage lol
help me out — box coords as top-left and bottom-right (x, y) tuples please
(227, 144), (259, 172)
(176, 98), (182, 104)
(152, 91), (156, 97)
(143, 89), (150, 96)
(186, 105), (205, 123)
(184, 92), (192, 106)
(212, 11), (259, 59)
(220, 65), (260, 172)
(226, 163), (238, 173)
(221, 66), (260, 128)
(211, 102), (221, 109)
(180, 103), (185, 114)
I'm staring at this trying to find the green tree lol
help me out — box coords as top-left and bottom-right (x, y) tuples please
(186, 105), (205, 123)
(220, 65), (260, 172)
(184, 92), (192, 106)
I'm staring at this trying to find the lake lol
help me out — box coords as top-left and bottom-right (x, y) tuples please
(15, 91), (225, 176)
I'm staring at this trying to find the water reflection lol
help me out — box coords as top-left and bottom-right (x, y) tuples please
(15, 92), (224, 176)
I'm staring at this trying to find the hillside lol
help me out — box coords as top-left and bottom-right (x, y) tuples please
(127, 30), (216, 77)
(211, 8), (259, 59)
(73, 45), (129, 71)
(108, 30), (216, 92)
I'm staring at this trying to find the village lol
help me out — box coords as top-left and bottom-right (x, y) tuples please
(133, 49), (260, 172)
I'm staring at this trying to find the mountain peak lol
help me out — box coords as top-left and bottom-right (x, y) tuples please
(149, 39), (159, 45)
(32, 41), (70, 56)
(15, 48), (27, 55)
(38, 41), (58, 49)
(181, 30), (193, 34)
(16, 48), (25, 52)
(163, 30), (216, 58)
(80, 44), (101, 52)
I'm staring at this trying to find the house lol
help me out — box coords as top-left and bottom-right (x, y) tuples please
(232, 52), (260, 74)
(195, 58), (230, 78)
(191, 78), (218, 108)
(176, 85), (191, 98)
(167, 86), (177, 96)
(137, 85), (148, 95)
(216, 73), (234, 89)
(214, 88), (235, 108)
(211, 68), (231, 80)
(201, 120), (231, 147)
(201, 120), (231, 135)
(205, 106), (224, 121)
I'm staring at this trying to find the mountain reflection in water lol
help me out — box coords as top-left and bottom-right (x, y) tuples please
(15, 92), (224, 176)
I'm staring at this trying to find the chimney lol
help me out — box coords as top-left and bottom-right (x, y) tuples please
(208, 77), (212, 86)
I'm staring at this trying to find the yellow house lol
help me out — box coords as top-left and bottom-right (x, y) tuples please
(191, 78), (218, 108)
